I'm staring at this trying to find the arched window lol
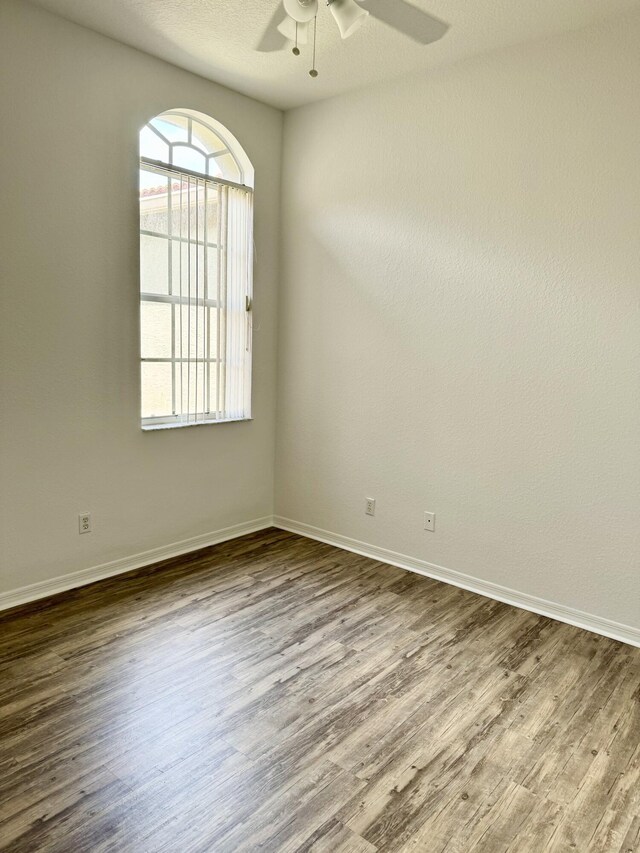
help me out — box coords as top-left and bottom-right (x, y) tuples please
(139, 109), (254, 429)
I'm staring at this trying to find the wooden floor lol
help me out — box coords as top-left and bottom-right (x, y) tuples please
(1, 529), (639, 852)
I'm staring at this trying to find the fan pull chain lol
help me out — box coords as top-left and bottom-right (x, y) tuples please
(309, 15), (318, 77)
(293, 22), (300, 56)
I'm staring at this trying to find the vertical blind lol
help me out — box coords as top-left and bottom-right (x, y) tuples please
(140, 162), (253, 426)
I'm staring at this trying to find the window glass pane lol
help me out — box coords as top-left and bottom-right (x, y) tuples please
(140, 126), (169, 162)
(175, 304), (208, 361)
(141, 302), (172, 359)
(168, 196), (216, 298)
(171, 238), (183, 293)
(174, 361), (208, 418)
(140, 182), (170, 236)
(206, 189), (220, 236)
(170, 179), (199, 236)
(151, 116), (188, 145)
(192, 124), (225, 158)
(172, 146), (206, 175)
(141, 362), (172, 418)
(209, 152), (241, 183)
(140, 235), (169, 295)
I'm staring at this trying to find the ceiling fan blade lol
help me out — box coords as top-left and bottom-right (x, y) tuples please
(358, 0), (449, 45)
(277, 17), (310, 45)
(256, 5), (290, 52)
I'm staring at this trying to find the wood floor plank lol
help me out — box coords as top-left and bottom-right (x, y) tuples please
(618, 815), (640, 853)
(296, 819), (377, 853)
(0, 528), (638, 852)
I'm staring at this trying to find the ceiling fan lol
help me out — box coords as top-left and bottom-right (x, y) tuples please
(257, 0), (449, 77)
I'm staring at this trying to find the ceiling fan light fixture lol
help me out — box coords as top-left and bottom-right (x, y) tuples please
(327, 0), (369, 39)
(283, 0), (318, 23)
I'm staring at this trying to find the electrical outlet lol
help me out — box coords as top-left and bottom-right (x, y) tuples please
(424, 511), (435, 532)
(79, 513), (91, 534)
(365, 498), (376, 517)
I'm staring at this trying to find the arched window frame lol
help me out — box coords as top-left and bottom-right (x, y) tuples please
(139, 109), (254, 429)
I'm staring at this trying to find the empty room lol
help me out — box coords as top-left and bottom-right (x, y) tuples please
(1, 0), (639, 850)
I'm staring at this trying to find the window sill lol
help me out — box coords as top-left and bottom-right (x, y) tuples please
(142, 417), (253, 432)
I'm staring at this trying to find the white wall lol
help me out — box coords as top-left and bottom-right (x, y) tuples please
(276, 12), (640, 630)
(2, 1), (638, 634)
(0, 0), (282, 595)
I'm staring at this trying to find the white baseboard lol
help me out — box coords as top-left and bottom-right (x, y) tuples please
(273, 516), (640, 648)
(0, 517), (274, 613)
(4, 514), (638, 649)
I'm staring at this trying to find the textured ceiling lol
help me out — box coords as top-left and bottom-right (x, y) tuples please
(26, 0), (640, 109)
